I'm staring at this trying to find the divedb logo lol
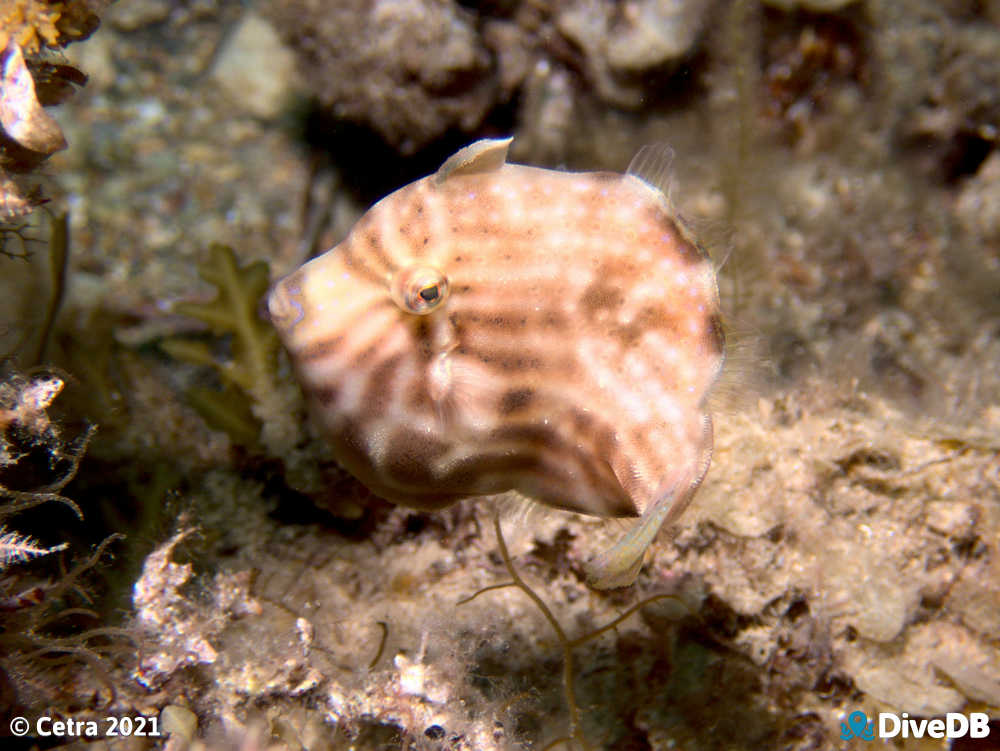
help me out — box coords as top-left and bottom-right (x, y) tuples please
(840, 710), (991, 741)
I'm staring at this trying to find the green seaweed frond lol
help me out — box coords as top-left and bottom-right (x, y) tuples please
(160, 244), (279, 446)
(173, 243), (276, 395)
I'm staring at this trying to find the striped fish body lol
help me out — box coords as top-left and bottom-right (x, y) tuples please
(269, 139), (723, 587)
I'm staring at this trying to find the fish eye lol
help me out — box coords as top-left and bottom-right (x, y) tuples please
(390, 265), (450, 315)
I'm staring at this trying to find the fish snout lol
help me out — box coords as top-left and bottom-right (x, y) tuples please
(266, 273), (306, 338)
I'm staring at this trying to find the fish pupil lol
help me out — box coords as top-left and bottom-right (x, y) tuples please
(390, 265), (450, 314)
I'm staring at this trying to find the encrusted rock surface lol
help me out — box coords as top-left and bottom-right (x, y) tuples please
(556, 0), (711, 107)
(9, 0), (1000, 749)
(265, 0), (496, 154)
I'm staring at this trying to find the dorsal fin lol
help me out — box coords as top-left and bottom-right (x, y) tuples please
(434, 137), (513, 185)
(626, 143), (675, 204)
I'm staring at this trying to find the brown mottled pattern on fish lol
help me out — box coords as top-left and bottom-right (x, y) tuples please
(269, 138), (723, 588)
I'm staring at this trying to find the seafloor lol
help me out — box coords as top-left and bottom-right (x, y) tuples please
(1, 0), (999, 749)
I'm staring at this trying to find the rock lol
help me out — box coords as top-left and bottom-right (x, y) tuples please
(516, 60), (577, 165)
(875, 4), (1000, 177)
(265, 0), (496, 154)
(605, 0), (708, 71)
(160, 705), (198, 743)
(212, 14), (299, 120)
(924, 499), (978, 539)
(556, 0), (709, 108)
(846, 647), (965, 717)
(917, 623), (1000, 707)
(763, 0), (859, 11)
(482, 20), (533, 99)
(107, 0), (172, 32)
(946, 555), (1000, 636)
(821, 530), (917, 643)
(955, 151), (1000, 241)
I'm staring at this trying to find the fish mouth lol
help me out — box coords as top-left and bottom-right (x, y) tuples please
(266, 273), (306, 336)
